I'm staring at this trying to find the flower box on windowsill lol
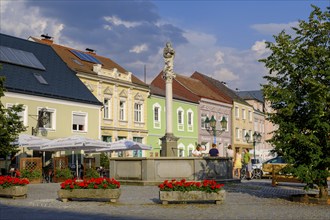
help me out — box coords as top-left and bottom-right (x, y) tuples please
(159, 190), (226, 205)
(0, 186), (28, 199)
(58, 188), (121, 203)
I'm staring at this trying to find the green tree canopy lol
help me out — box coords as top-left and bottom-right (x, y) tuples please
(0, 76), (26, 157)
(260, 5), (329, 198)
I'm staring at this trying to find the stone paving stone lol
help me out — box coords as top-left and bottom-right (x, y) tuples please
(0, 179), (328, 220)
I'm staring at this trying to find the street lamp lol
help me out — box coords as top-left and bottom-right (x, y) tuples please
(205, 115), (227, 144)
(244, 131), (262, 160)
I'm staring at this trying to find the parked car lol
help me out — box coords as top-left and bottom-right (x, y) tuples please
(251, 158), (263, 179)
(262, 156), (287, 177)
(240, 158), (263, 179)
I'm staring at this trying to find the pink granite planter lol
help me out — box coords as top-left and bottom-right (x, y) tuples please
(0, 186), (28, 199)
(58, 188), (121, 203)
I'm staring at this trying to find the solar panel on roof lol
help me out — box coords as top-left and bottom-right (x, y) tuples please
(0, 46), (46, 70)
(70, 50), (102, 64)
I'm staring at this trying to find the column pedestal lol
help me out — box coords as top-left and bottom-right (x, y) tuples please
(160, 133), (179, 157)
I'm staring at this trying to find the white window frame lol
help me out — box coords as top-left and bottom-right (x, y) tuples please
(72, 112), (87, 132)
(187, 109), (193, 132)
(153, 103), (161, 129)
(242, 109), (246, 120)
(134, 102), (143, 122)
(177, 107), (184, 131)
(103, 98), (111, 119)
(119, 99), (126, 121)
(235, 107), (239, 118)
(38, 107), (56, 130)
(236, 127), (240, 140)
(201, 113), (207, 129)
(249, 110), (252, 122)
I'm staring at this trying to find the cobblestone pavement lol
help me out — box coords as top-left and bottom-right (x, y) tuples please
(0, 179), (329, 220)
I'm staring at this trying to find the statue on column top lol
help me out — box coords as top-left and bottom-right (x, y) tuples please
(163, 42), (175, 79)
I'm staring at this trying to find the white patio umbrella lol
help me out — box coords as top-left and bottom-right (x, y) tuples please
(39, 135), (108, 177)
(11, 134), (50, 149)
(88, 139), (152, 153)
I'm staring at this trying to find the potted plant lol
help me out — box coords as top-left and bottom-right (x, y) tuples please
(0, 176), (29, 198)
(57, 177), (121, 203)
(20, 168), (42, 183)
(158, 179), (226, 205)
(54, 168), (73, 182)
(84, 168), (100, 180)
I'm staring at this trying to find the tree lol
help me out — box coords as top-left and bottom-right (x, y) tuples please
(260, 5), (329, 198)
(0, 75), (26, 159)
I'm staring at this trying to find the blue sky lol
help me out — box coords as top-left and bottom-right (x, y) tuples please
(0, 0), (328, 90)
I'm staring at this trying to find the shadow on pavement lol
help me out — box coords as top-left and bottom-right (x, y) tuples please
(0, 204), (150, 220)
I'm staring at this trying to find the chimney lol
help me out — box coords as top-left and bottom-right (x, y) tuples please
(86, 48), (96, 54)
(40, 34), (53, 44)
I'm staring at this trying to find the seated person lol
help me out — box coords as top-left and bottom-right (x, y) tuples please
(209, 143), (219, 157)
(192, 144), (202, 157)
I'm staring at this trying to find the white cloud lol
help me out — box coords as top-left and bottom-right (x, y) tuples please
(129, 44), (148, 54)
(213, 68), (239, 81)
(251, 22), (298, 35)
(214, 51), (225, 66)
(103, 16), (141, 28)
(0, 0), (64, 42)
(251, 40), (269, 56)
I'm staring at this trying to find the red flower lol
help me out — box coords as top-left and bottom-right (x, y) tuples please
(158, 179), (224, 193)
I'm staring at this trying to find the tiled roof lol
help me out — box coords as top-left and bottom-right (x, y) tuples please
(150, 72), (200, 103)
(30, 37), (148, 88)
(191, 71), (251, 105)
(175, 74), (231, 104)
(151, 72), (230, 104)
(0, 33), (102, 106)
(237, 90), (264, 103)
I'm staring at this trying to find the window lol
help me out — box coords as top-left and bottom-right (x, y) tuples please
(134, 103), (143, 122)
(201, 114), (207, 129)
(33, 73), (48, 85)
(236, 128), (240, 139)
(103, 98), (110, 119)
(177, 108), (184, 131)
(222, 115), (229, 131)
(38, 108), (55, 130)
(235, 107), (239, 118)
(178, 148), (184, 157)
(133, 137), (143, 157)
(153, 104), (161, 128)
(119, 100), (125, 121)
(187, 110), (193, 131)
(102, 136), (112, 142)
(242, 109), (246, 120)
(72, 112), (87, 132)
(154, 107), (159, 122)
(178, 110), (183, 124)
(242, 129), (246, 139)
(249, 110), (252, 122)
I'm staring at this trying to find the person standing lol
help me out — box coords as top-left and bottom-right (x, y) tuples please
(226, 145), (234, 177)
(243, 148), (252, 180)
(209, 143), (219, 157)
(233, 147), (242, 178)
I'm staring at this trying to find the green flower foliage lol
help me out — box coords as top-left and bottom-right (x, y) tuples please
(55, 168), (73, 179)
(84, 168), (100, 178)
(20, 169), (42, 179)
